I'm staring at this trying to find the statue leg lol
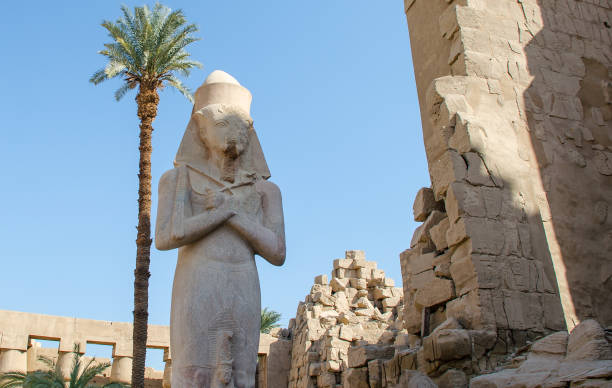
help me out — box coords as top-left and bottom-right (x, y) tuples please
(232, 272), (260, 388)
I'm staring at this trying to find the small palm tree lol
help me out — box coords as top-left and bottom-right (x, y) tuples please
(260, 308), (282, 334)
(90, 4), (201, 387)
(0, 344), (127, 388)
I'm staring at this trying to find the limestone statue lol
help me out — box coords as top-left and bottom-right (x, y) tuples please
(155, 70), (286, 388)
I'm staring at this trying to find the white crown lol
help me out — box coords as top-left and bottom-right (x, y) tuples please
(193, 70), (252, 114)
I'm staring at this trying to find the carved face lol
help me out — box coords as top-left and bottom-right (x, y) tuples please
(195, 104), (251, 157)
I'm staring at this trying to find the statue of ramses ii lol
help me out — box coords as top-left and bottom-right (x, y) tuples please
(155, 70), (286, 388)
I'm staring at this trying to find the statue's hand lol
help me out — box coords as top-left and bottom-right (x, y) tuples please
(219, 192), (240, 216)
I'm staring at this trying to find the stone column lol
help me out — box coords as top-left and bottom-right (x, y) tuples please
(111, 341), (133, 384)
(110, 356), (133, 384)
(0, 349), (27, 374)
(56, 337), (86, 387)
(162, 347), (171, 388)
(0, 333), (28, 374)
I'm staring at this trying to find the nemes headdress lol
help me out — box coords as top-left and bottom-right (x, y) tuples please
(174, 70), (271, 180)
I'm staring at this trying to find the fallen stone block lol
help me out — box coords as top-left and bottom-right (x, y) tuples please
(567, 319), (612, 361)
(330, 277), (349, 292)
(342, 367), (369, 388)
(368, 359), (384, 388)
(314, 274), (329, 285)
(531, 331), (568, 356)
(399, 370), (438, 388)
(436, 369), (467, 388)
(347, 345), (395, 368)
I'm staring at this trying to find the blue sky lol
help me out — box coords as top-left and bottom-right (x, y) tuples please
(0, 1), (428, 368)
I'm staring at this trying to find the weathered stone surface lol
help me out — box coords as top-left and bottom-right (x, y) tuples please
(413, 187), (444, 222)
(531, 331), (569, 356)
(415, 278), (454, 308)
(347, 345), (395, 368)
(436, 369), (468, 388)
(567, 320), (612, 361)
(429, 217), (450, 251)
(342, 367), (369, 388)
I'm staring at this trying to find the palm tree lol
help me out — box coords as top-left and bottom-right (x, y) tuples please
(260, 308), (282, 334)
(89, 4), (202, 387)
(0, 344), (127, 388)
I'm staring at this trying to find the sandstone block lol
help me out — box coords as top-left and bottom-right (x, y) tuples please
(330, 277), (349, 292)
(325, 360), (341, 372)
(430, 150), (467, 200)
(436, 369), (468, 388)
(412, 210), (447, 247)
(413, 187), (444, 222)
(357, 268), (372, 280)
(445, 181), (485, 224)
(317, 371), (337, 388)
(346, 250), (365, 261)
(399, 370), (438, 388)
(429, 217), (450, 251)
(308, 362), (322, 376)
(447, 217), (505, 254)
(410, 269), (435, 291)
(367, 359), (384, 388)
(312, 292), (335, 306)
(383, 277), (394, 287)
(464, 152), (495, 186)
(424, 329), (471, 361)
(350, 278), (367, 290)
(531, 331), (568, 356)
(449, 255), (478, 296)
(383, 355), (400, 386)
(373, 287), (392, 300)
(347, 345), (395, 368)
(567, 319), (612, 361)
(409, 251), (436, 275)
(415, 278), (455, 307)
(334, 259), (353, 270)
(354, 308), (374, 318)
(382, 296), (401, 308)
(403, 301), (422, 334)
(339, 325), (355, 342)
(314, 274), (329, 285)
(342, 367), (369, 388)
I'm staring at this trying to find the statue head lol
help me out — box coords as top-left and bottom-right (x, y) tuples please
(174, 71), (270, 180)
(194, 104), (251, 159)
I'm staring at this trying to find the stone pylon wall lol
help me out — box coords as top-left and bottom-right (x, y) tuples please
(401, 0), (612, 343)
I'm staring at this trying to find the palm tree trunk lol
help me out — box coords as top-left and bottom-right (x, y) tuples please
(131, 83), (159, 388)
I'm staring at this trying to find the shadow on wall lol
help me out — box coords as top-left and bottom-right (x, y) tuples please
(522, 0), (612, 327)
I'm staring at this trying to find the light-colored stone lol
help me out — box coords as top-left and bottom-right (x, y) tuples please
(567, 320), (612, 361)
(347, 345), (395, 368)
(414, 278), (455, 308)
(342, 367), (369, 388)
(155, 70), (286, 387)
(413, 187), (444, 222)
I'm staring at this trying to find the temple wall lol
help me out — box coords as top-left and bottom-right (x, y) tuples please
(0, 310), (291, 388)
(401, 0), (612, 345)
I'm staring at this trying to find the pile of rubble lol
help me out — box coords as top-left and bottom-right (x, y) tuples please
(472, 319), (612, 387)
(287, 250), (404, 388)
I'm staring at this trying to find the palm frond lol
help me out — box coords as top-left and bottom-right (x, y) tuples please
(0, 371), (27, 388)
(76, 358), (111, 388)
(260, 308), (282, 334)
(37, 354), (57, 370)
(114, 83), (132, 101)
(163, 75), (193, 102)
